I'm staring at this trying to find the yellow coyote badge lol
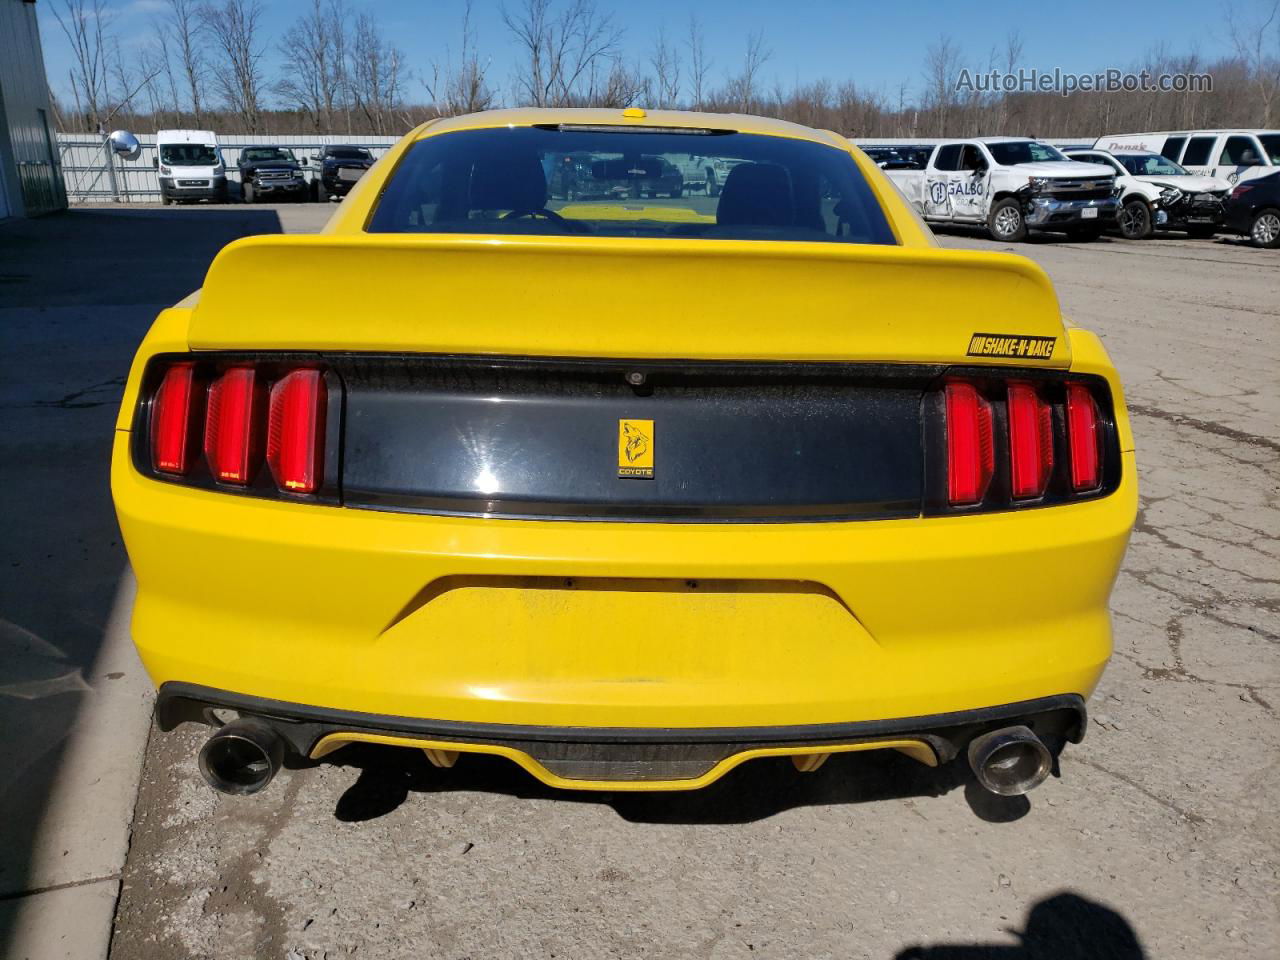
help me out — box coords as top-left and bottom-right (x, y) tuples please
(617, 419), (654, 479)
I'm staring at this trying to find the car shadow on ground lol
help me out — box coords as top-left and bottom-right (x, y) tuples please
(897, 891), (1146, 959)
(312, 742), (1041, 826)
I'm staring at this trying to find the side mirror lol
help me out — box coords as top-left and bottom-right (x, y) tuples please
(311, 154), (322, 162)
(152, 156), (159, 169)
(108, 129), (141, 161)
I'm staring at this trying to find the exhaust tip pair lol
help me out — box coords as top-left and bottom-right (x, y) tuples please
(195, 718), (1055, 799)
(967, 725), (1053, 796)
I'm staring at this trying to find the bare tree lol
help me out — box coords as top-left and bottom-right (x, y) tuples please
(650, 26), (681, 108)
(426, 0), (496, 115)
(726, 29), (772, 112)
(1226, 0), (1280, 126)
(50, 0), (111, 131)
(148, 16), (184, 126)
(686, 15), (711, 109)
(502, 0), (624, 106)
(922, 34), (961, 135)
(326, 0), (354, 134)
(276, 0), (344, 130)
(200, 0), (267, 131)
(350, 12), (409, 134)
(166, 0), (206, 126)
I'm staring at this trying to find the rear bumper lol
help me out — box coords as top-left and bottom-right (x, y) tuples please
(114, 422), (1135, 731)
(158, 682), (1086, 790)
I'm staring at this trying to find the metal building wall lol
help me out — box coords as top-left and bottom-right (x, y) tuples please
(57, 133), (402, 202)
(0, 0), (67, 217)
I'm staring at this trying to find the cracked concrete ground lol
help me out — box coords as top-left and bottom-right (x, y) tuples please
(83, 214), (1278, 959)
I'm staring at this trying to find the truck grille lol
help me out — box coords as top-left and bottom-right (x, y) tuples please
(1045, 179), (1113, 202)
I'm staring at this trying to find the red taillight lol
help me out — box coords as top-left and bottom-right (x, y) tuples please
(945, 381), (994, 505)
(151, 362), (196, 475)
(1066, 382), (1101, 491)
(1230, 183), (1254, 199)
(204, 367), (264, 485)
(1007, 382), (1054, 499)
(267, 370), (326, 494)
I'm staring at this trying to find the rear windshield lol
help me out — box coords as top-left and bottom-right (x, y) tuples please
(986, 141), (1067, 165)
(160, 144), (217, 166)
(368, 126), (896, 244)
(328, 148), (371, 160)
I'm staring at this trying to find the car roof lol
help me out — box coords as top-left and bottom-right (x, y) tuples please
(413, 108), (848, 149)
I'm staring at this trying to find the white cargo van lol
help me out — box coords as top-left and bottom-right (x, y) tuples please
(1095, 130), (1280, 187)
(153, 129), (228, 204)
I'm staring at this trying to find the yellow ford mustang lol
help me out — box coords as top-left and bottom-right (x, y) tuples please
(112, 108), (1136, 798)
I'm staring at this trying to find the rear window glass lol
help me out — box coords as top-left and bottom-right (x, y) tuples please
(986, 141), (1066, 165)
(1260, 134), (1280, 164)
(1160, 136), (1186, 161)
(368, 126), (896, 245)
(1182, 136), (1216, 166)
(327, 148), (372, 160)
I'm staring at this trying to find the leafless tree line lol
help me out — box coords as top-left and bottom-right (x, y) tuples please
(50, 0), (1280, 139)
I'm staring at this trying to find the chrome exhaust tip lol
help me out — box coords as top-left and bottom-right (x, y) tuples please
(967, 725), (1052, 796)
(198, 718), (284, 796)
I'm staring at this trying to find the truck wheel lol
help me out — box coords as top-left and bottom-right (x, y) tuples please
(161, 192), (172, 207)
(243, 182), (255, 204)
(988, 199), (1027, 242)
(1250, 208), (1280, 248)
(1118, 199), (1153, 239)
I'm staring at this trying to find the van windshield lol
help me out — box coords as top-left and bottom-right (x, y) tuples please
(368, 126), (896, 245)
(160, 144), (218, 166)
(986, 141), (1067, 165)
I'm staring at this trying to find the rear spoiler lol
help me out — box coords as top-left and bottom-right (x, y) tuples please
(188, 234), (1071, 368)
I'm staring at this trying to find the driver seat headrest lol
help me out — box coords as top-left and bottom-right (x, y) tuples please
(470, 150), (547, 212)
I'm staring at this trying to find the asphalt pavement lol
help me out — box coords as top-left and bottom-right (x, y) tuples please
(3, 204), (1276, 959)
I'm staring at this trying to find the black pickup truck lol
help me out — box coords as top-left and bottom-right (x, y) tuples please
(237, 147), (309, 202)
(311, 145), (375, 201)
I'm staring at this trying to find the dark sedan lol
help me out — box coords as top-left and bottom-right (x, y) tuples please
(1224, 171), (1280, 248)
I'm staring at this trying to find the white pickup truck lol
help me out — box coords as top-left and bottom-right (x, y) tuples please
(875, 137), (1119, 242)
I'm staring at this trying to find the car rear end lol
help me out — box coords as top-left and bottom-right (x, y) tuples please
(113, 111), (1136, 797)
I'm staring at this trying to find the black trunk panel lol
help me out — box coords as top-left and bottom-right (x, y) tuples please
(336, 357), (936, 522)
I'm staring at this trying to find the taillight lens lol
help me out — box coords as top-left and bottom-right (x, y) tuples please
(945, 381), (994, 505)
(1007, 382), (1054, 499)
(1230, 184), (1254, 199)
(267, 370), (326, 494)
(1066, 382), (1101, 491)
(151, 362), (196, 475)
(204, 367), (264, 484)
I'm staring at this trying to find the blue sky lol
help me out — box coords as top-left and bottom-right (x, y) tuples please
(39, 0), (1251, 107)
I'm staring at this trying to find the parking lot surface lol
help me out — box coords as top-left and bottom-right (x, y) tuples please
(7, 205), (1278, 959)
